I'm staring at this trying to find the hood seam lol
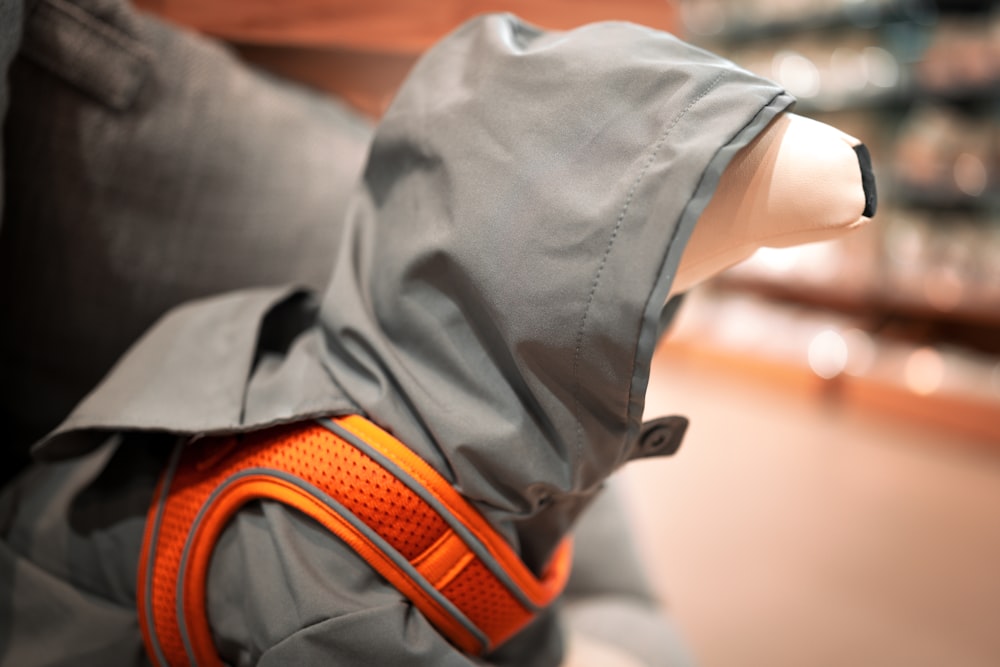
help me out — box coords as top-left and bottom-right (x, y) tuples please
(568, 69), (728, 472)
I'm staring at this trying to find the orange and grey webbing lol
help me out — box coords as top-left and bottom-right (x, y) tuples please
(137, 415), (572, 665)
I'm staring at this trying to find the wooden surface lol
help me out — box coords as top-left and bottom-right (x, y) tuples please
(622, 342), (1000, 667)
(135, 0), (678, 53)
(135, 0), (679, 116)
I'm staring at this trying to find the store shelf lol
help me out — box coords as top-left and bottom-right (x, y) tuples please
(675, 0), (1000, 446)
(715, 274), (1000, 331)
(686, 0), (1000, 114)
(685, 0), (999, 45)
(711, 221), (1000, 335)
(683, 0), (935, 44)
(893, 183), (1000, 213)
(661, 290), (1000, 444)
(793, 78), (1000, 114)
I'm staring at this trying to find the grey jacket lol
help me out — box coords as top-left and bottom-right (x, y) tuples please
(1, 8), (792, 666)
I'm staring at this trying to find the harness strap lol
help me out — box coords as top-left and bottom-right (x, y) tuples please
(137, 415), (572, 665)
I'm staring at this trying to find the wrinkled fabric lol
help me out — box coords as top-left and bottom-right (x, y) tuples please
(39, 13), (793, 566)
(6, 9), (793, 667)
(0, 431), (624, 667)
(0, 435), (162, 666)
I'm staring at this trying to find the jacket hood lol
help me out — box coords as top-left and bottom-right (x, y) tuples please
(313, 15), (792, 561)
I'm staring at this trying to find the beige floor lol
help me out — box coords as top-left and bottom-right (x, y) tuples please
(619, 345), (1000, 667)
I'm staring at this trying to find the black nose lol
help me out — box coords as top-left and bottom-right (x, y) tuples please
(854, 143), (878, 218)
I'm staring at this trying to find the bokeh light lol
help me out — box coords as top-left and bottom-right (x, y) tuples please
(808, 329), (849, 379)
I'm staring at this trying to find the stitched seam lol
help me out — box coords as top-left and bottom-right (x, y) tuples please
(569, 71), (728, 459)
(616, 90), (794, 467)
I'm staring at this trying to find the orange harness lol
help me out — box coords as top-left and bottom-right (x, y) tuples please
(137, 415), (572, 665)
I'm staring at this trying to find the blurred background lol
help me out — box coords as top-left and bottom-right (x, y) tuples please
(622, 1), (1000, 666)
(665, 0), (1000, 442)
(74, 0), (1000, 664)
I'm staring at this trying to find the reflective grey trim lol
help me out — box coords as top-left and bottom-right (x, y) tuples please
(317, 418), (542, 613)
(627, 89), (797, 448)
(142, 441), (185, 667)
(174, 467), (491, 659)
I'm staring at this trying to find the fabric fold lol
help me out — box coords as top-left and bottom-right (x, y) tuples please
(33, 286), (329, 460)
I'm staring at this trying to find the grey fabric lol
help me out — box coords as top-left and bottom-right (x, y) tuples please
(39, 14), (793, 568)
(35, 287), (343, 459)
(6, 9), (795, 667)
(0, 435), (160, 666)
(0, 552), (148, 667)
(0, 0), (373, 478)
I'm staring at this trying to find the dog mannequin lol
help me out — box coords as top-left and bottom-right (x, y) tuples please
(0, 14), (875, 667)
(673, 112), (874, 297)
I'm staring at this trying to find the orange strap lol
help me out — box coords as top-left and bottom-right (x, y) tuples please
(137, 415), (572, 665)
